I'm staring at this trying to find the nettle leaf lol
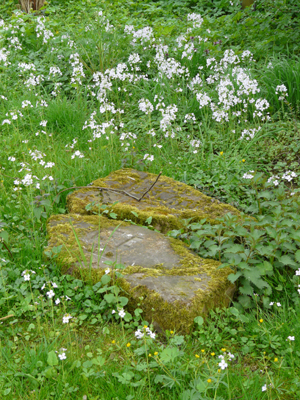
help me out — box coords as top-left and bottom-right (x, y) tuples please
(238, 295), (252, 308)
(224, 244), (245, 254)
(257, 261), (273, 275)
(257, 190), (272, 199)
(295, 250), (300, 263)
(239, 279), (253, 295)
(227, 271), (242, 283)
(265, 226), (277, 238)
(278, 255), (296, 267)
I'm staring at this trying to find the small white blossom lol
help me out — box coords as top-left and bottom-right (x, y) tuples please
(63, 314), (72, 323)
(47, 289), (55, 299)
(218, 359), (228, 370)
(58, 352), (66, 360)
(287, 336), (295, 341)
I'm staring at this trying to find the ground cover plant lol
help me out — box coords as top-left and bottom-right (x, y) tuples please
(1, 0), (300, 398)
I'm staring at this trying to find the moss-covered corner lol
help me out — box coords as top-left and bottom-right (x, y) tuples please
(45, 213), (129, 275)
(118, 277), (235, 334)
(66, 168), (240, 233)
(116, 237), (235, 334)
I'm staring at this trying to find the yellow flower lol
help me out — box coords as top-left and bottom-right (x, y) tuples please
(218, 369), (221, 373)
(170, 331), (174, 334)
(126, 342), (131, 347)
(195, 354), (200, 358)
(211, 352), (215, 356)
(154, 351), (158, 356)
(144, 325), (148, 329)
(242, 159), (245, 162)
(201, 349), (205, 353)
(220, 151), (224, 155)
(149, 354), (152, 357)
(221, 348), (226, 352)
(207, 378), (212, 383)
(111, 340), (116, 344)
(259, 319), (263, 323)
(274, 357), (278, 362)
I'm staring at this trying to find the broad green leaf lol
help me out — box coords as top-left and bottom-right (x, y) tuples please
(118, 296), (129, 307)
(145, 216), (152, 225)
(0, 230), (9, 243)
(101, 274), (111, 285)
(194, 316), (204, 326)
(104, 293), (115, 303)
(33, 207), (42, 220)
(47, 350), (58, 366)
(160, 347), (180, 363)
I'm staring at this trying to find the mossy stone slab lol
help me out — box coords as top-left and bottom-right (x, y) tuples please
(46, 213), (235, 333)
(67, 168), (239, 233)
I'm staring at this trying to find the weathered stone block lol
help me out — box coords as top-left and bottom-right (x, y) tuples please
(46, 213), (235, 333)
(67, 168), (239, 233)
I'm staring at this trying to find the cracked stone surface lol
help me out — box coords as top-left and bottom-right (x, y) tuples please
(66, 168), (239, 232)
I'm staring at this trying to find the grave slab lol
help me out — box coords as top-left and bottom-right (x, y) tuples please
(46, 213), (235, 333)
(67, 169), (239, 233)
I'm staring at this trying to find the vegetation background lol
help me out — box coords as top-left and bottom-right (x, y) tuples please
(0, 0), (300, 398)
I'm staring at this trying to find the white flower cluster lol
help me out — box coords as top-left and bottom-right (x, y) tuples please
(35, 17), (54, 44)
(56, 348), (67, 360)
(0, 48), (10, 66)
(138, 98), (154, 115)
(7, 36), (22, 51)
(239, 126), (261, 141)
(242, 171), (255, 179)
(71, 150), (84, 159)
(184, 113), (196, 124)
(158, 104), (178, 132)
(268, 170), (297, 187)
(218, 352), (235, 370)
(96, 10), (114, 33)
(49, 66), (62, 78)
(143, 154), (154, 162)
(69, 53), (85, 86)
(275, 84), (288, 101)
(120, 131), (137, 151)
(63, 314), (73, 324)
(187, 13), (203, 29)
(135, 326), (156, 340)
(22, 269), (36, 281)
(112, 308), (126, 318)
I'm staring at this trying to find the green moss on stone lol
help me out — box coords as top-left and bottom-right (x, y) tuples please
(67, 168), (240, 233)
